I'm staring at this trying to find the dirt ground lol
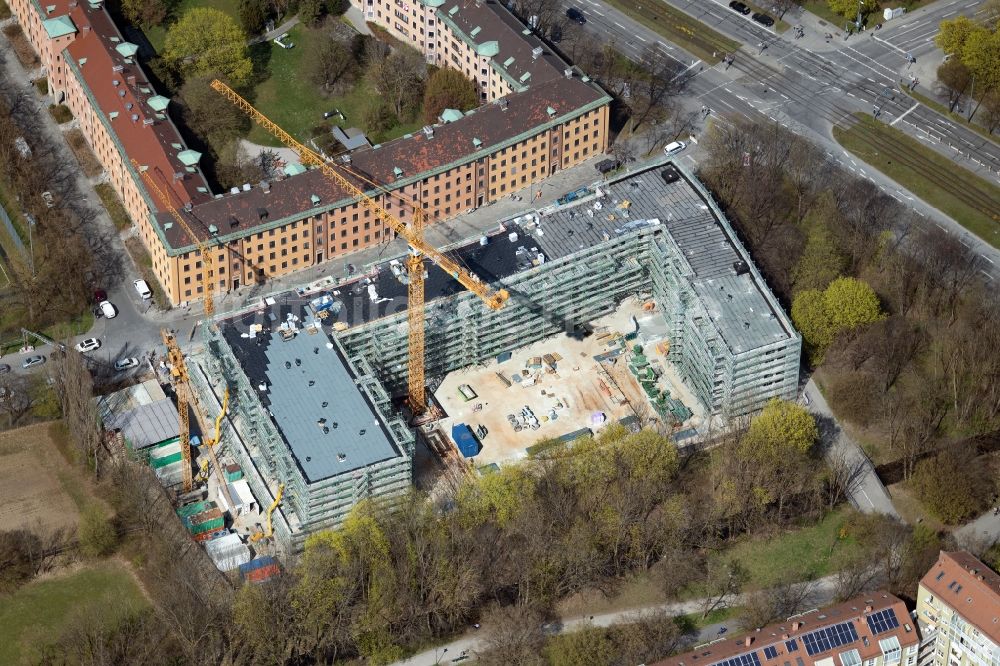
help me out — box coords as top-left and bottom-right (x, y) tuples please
(434, 299), (704, 467)
(0, 423), (82, 534)
(64, 129), (103, 179)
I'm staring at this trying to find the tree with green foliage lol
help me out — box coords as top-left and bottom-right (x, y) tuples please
(791, 288), (833, 360)
(298, 0), (324, 26)
(793, 217), (845, 292)
(824, 276), (883, 331)
(179, 72), (251, 148)
(238, 0), (272, 36)
(422, 67), (479, 124)
(936, 15), (981, 56)
(77, 506), (117, 558)
(961, 28), (1000, 119)
(911, 445), (993, 524)
(164, 8), (252, 86)
(743, 398), (818, 458)
(121, 0), (171, 29)
(826, 0), (876, 23)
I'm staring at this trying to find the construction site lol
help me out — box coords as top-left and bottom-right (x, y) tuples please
(163, 158), (802, 554)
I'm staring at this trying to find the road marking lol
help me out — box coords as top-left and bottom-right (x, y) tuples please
(985, 256), (996, 265)
(890, 102), (919, 126)
(636, 34), (647, 42)
(614, 21), (626, 29)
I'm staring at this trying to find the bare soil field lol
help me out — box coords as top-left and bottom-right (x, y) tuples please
(0, 423), (82, 533)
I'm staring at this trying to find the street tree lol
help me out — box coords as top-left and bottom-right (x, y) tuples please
(937, 58), (973, 112)
(238, 0), (272, 35)
(626, 45), (688, 133)
(770, 0), (801, 20)
(960, 28), (1000, 119)
(742, 398), (818, 458)
(935, 15), (981, 56)
(164, 8), (253, 86)
(423, 67), (479, 124)
(826, 0), (876, 23)
(823, 276), (883, 332)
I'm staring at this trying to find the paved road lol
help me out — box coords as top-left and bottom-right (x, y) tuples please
(551, 0), (1000, 280)
(954, 508), (1000, 547)
(803, 380), (899, 518)
(390, 576), (839, 666)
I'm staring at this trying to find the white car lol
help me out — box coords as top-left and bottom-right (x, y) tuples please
(99, 300), (117, 319)
(75, 338), (101, 353)
(133, 279), (152, 300)
(663, 140), (687, 156)
(114, 357), (139, 372)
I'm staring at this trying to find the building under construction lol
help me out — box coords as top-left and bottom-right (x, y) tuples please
(189, 160), (801, 551)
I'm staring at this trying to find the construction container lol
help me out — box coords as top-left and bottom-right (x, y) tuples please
(204, 532), (252, 572)
(149, 442), (182, 469)
(450, 423), (480, 458)
(187, 508), (225, 535)
(217, 480), (257, 517)
(177, 501), (216, 518)
(223, 464), (243, 482)
(193, 528), (228, 543)
(239, 556), (280, 583)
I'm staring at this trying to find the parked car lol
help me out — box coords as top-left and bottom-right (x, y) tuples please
(566, 7), (585, 24)
(22, 355), (46, 369)
(75, 338), (101, 353)
(133, 279), (152, 300)
(99, 300), (117, 319)
(663, 140), (687, 156)
(549, 25), (562, 43)
(728, 1), (751, 14)
(114, 357), (140, 372)
(0, 363), (10, 374)
(752, 12), (775, 26)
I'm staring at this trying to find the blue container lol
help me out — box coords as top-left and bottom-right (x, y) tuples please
(239, 556), (278, 576)
(451, 423), (480, 458)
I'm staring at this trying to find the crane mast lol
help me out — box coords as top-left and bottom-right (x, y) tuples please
(210, 79), (509, 414)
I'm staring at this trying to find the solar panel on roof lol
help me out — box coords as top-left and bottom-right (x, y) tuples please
(711, 651), (762, 666)
(764, 646), (778, 660)
(785, 640), (799, 653)
(801, 622), (859, 656)
(866, 609), (900, 635)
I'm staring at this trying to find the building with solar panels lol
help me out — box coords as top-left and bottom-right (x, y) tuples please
(915, 551), (1000, 666)
(650, 592), (918, 666)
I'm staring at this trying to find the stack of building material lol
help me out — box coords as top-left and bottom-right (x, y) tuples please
(239, 556), (280, 583)
(204, 532), (252, 572)
(150, 435), (199, 487)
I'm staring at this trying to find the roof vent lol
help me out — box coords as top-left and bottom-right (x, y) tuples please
(164, 222), (173, 230)
(337, 453), (347, 461)
(733, 260), (750, 275)
(230, 187), (240, 194)
(564, 67), (573, 78)
(242, 183), (251, 191)
(393, 166), (403, 178)
(500, 98), (509, 111)
(125, 102), (133, 110)
(865, 605), (873, 613)
(792, 622), (800, 631)
(112, 79), (120, 86)
(208, 224), (218, 235)
(260, 180), (270, 193)
(143, 118), (155, 126)
(422, 125), (434, 139)
(472, 137), (482, 148)
(310, 194), (321, 205)
(546, 106), (556, 117)
(183, 202), (193, 213)
(118, 90), (126, 98)
(130, 114), (139, 122)
(532, 46), (543, 59)
(340, 154), (351, 164)
(745, 637), (754, 647)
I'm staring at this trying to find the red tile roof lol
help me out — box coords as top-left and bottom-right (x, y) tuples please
(920, 551), (1000, 646)
(60, 2), (210, 213)
(158, 73), (608, 249)
(651, 593), (917, 666)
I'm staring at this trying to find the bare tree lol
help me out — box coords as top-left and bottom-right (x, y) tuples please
(937, 59), (972, 112)
(475, 604), (546, 666)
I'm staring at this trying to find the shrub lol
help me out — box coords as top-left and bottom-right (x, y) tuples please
(34, 77), (48, 95)
(48, 104), (73, 124)
(77, 506), (117, 558)
(911, 445), (993, 524)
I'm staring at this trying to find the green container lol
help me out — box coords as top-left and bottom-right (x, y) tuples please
(225, 469), (243, 482)
(151, 452), (182, 468)
(190, 517), (225, 535)
(176, 501), (215, 518)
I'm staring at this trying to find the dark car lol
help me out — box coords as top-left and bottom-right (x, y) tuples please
(549, 24), (562, 43)
(729, 1), (751, 14)
(0, 363), (10, 374)
(752, 12), (775, 26)
(566, 7), (585, 24)
(93, 288), (107, 303)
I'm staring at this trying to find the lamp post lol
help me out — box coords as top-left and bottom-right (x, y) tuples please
(434, 647), (449, 665)
(26, 213), (36, 278)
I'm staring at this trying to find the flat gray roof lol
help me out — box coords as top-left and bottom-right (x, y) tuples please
(258, 328), (400, 481)
(529, 164), (795, 354)
(102, 398), (179, 449)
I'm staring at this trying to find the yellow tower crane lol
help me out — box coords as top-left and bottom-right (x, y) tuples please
(132, 159), (216, 318)
(210, 80), (509, 414)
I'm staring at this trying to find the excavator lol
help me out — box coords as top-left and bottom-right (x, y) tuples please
(250, 483), (284, 543)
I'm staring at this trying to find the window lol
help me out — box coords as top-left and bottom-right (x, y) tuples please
(878, 638), (901, 665)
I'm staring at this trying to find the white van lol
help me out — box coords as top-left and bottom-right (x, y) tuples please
(133, 279), (152, 300)
(663, 140), (687, 156)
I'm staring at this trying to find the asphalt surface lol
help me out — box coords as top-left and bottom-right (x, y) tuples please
(551, 0), (1000, 279)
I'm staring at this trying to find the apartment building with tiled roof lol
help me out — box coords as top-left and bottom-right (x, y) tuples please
(652, 593), (920, 666)
(916, 551), (1000, 666)
(9, 0), (609, 305)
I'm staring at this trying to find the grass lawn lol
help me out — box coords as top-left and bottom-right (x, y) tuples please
(145, 0), (240, 53)
(834, 112), (1000, 249)
(94, 182), (133, 231)
(247, 24), (423, 147)
(0, 0), (12, 20)
(601, 0), (739, 65)
(715, 508), (860, 590)
(0, 561), (148, 665)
